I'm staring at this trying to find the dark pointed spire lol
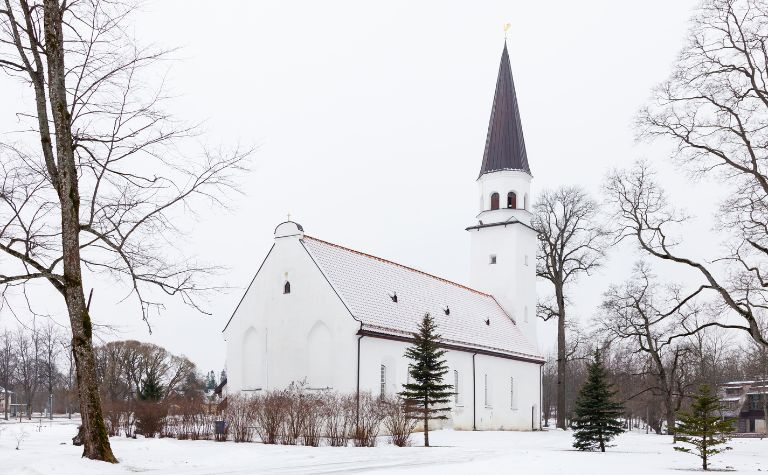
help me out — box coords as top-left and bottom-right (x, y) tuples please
(479, 42), (530, 177)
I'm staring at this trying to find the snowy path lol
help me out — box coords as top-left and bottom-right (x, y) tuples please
(1, 419), (765, 474)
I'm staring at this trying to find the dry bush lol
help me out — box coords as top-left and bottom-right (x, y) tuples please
(324, 392), (355, 447)
(173, 397), (214, 441)
(382, 396), (417, 447)
(121, 401), (137, 438)
(161, 411), (178, 439)
(135, 400), (169, 438)
(353, 392), (385, 447)
(301, 391), (326, 447)
(255, 391), (287, 444)
(225, 394), (257, 443)
(102, 399), (123, 437)
(160, 399), (180, 438)
(281, 384), (302, 445)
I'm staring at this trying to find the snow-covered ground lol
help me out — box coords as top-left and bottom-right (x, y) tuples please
(1, 419), (766, 474)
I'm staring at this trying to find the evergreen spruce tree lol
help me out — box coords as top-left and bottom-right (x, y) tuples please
(572, 350), (625, 452)
(205, 371), (217, 391)
(399, 313), (453, 447)
(674, 385), (735, 471)
(139, 373), (164, 401)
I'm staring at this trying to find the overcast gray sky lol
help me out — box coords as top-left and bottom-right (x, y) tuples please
(3, 0), (722, 374)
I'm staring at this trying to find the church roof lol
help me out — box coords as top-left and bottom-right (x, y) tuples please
(302, 235), (542, 362)
(479, 42), (531, 177)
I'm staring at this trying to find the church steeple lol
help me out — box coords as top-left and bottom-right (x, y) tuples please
(478, 42), (530, 177)
(467, 40), (537, 350)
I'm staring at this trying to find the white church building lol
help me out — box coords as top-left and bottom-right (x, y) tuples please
(222, 42), (544, 431)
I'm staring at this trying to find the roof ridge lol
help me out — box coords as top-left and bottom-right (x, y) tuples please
(303, 235), (492, 297)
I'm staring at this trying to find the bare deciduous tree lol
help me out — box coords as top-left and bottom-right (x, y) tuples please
(0, 329), (15, 420)
(598, 261), (696, 435)
(630, 0), (768, 348)
(14, 325), (41, 419)
(40, 322), (62, 419)
(605, 161), (767, 348)
(533, 186), (609, 429)
(0, 0), (250, 461)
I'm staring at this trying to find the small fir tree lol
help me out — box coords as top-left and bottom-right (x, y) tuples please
(572, 350), (625, 452)
(139, 373), (164, 401)
(205, 371), (217, 391)
(399, 313), (453, 447)
(674, 385), (735, 471)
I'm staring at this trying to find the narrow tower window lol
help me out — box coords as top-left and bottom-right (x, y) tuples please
(380, 364), (387, 397)
(490, 192), (500, 210)
(489, 254), (497, 265)
(454, 370), (460, 405)
(283, 281), (291, 294)
(507, 192), (517, 209)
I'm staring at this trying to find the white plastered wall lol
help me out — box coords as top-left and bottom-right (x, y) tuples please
(222, 224), (360, 395)
(358, 336), (541, 431)
(469, 170), (538, 349)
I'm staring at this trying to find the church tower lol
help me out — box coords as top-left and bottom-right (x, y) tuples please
(467, 42), (538, 349)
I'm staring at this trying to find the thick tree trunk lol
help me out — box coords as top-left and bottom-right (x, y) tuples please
(556, 285), (567, 430)
(42, 0), (116, 463)
(424, 405), (429, 447)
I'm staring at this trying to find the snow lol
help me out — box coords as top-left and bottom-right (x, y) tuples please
(2, 419), (766, 474)
(303, 236), (540, 360)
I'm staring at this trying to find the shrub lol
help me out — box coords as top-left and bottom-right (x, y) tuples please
(102, 399), (124, 437)
(383, 396), (417, 447)
(353, 392), (385, 447)
(301, 391), (326, 447)
(174, 396), (214, 440)
(135, 400), (168, 438)
(255, 391), (286, 444)
(281, 384), (304, 445)
(324, 392), (354, 447)
(225, 394), (257, 443)
(121, 401), (137, 438)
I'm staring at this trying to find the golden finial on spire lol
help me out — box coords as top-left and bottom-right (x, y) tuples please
(504, 22), (511, 39)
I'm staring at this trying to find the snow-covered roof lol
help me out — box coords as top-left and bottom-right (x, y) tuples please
(302, 236), (542, 362)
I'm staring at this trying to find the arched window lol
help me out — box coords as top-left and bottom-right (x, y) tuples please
(507, 192), (517, 209)
(283, 281), (291, 294)
(490, 193), (500, 210)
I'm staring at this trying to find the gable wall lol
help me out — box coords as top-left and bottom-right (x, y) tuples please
(223, 235), (360, 394)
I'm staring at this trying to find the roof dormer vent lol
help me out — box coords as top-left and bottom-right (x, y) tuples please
(444, 306), (450, 316)
(390, 292), (398, 303)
